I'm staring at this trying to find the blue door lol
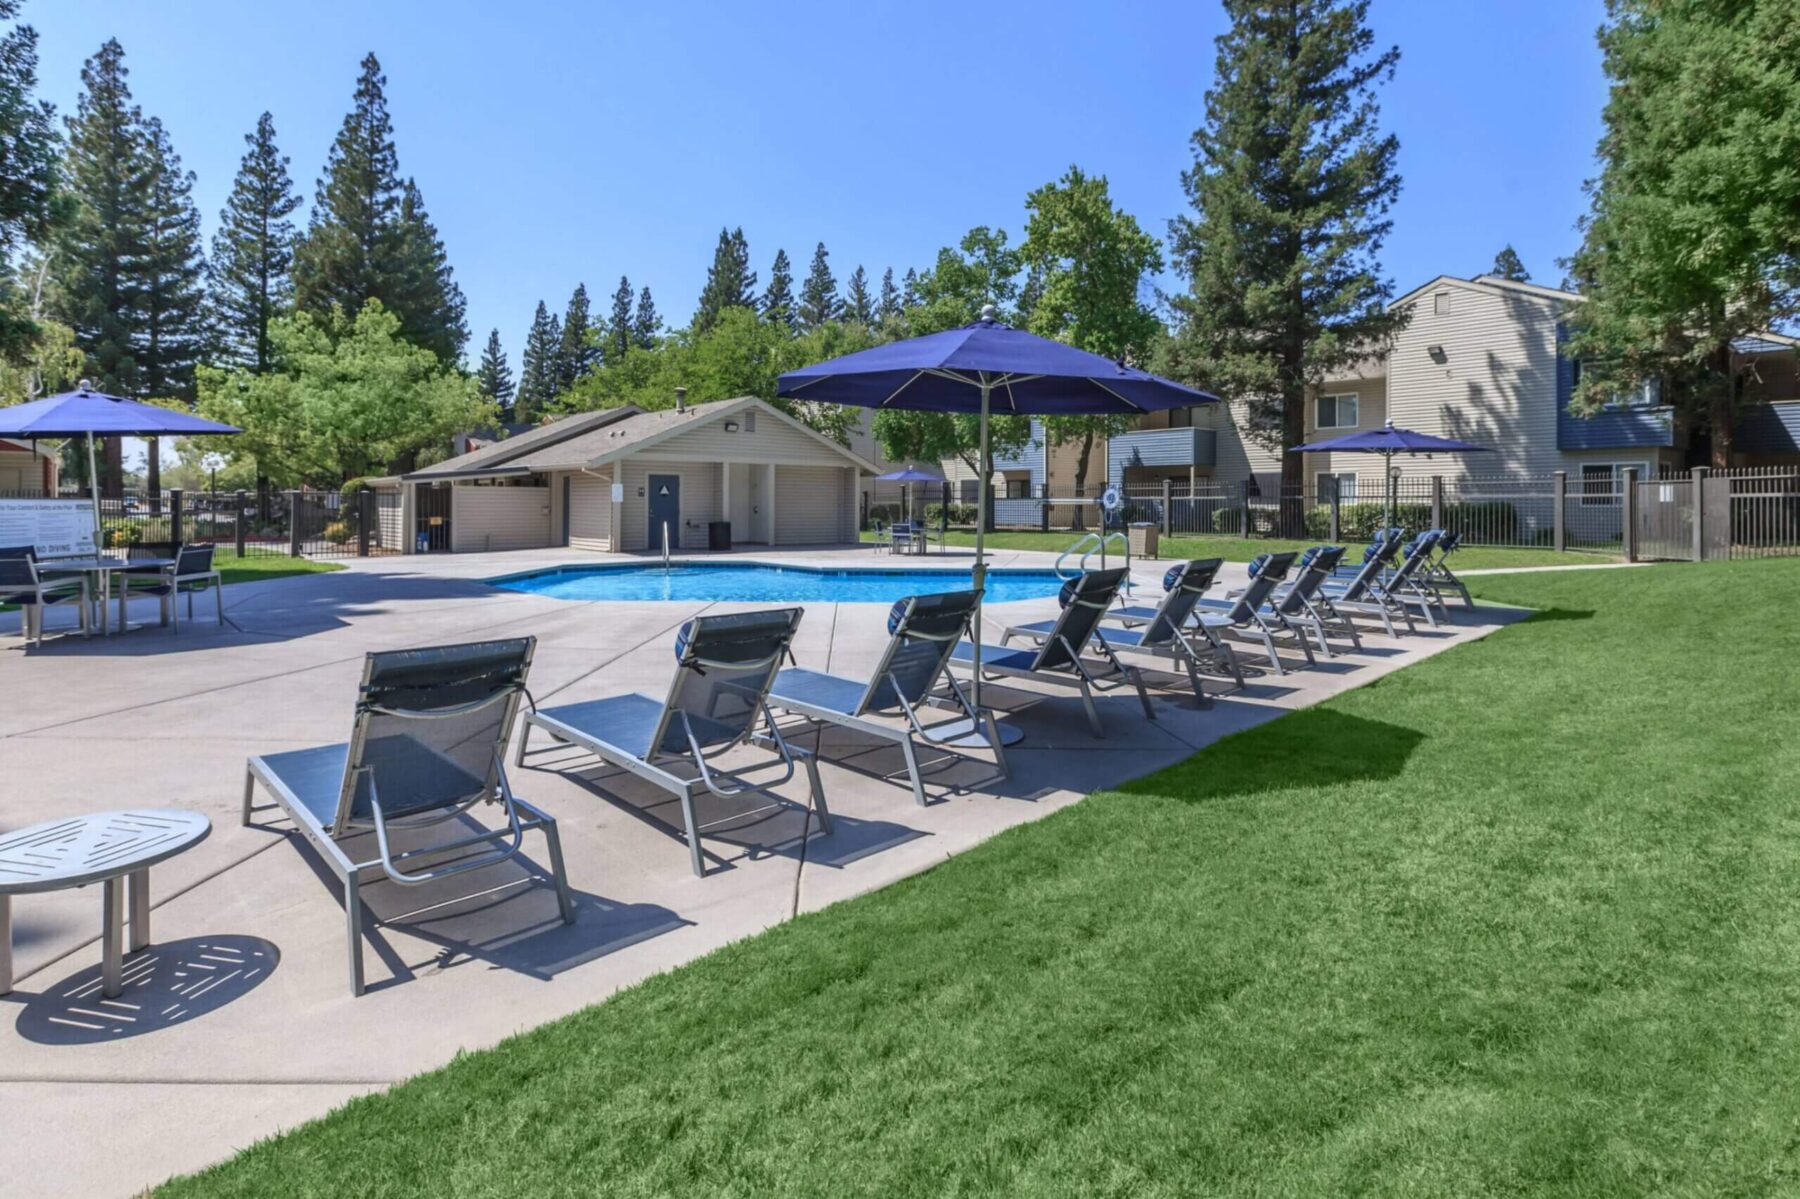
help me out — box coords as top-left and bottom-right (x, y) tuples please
(648, 474), (680, 551)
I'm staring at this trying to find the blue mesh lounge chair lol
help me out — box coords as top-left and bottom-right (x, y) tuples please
(1328, 528), (1406, 581)
(0, 547), (90, 647)
(243, 637), (574, 995)
(1004, 558), (1243, 705)
(1416, 529), (1474, 609)
(518, 609), (829, 878)
(1186, 551), (1317, 676)
(1240, 545), (1364, 658)
(1318, 529), (1444, 632)
(950, 566), (1152, 737)
(120, 544), (223, 631)
(769, 590), (1004, 806)
(1308, 536), (1410, 637)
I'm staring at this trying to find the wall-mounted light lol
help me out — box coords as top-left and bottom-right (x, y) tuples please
(724, 420), (740, 433)
(1427, 344), (1447, 363)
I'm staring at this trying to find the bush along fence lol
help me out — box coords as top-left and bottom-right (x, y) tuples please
(0, 486), (406, 561)
(868, 467), (1800, 563)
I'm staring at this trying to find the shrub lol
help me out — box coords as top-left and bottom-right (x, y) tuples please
(321, 520), (354, 545)
(923, 503), (978, 526)
(1211, 506), (1242, 534)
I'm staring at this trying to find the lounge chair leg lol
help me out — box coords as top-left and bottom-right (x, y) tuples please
(679, 789), (705, 878)
(803, 751), (832, 834)
(540, 818), (576, 925)
(982, 708), (1011, 777)
(344, 868), (366, 997)
(514, 719), (531, 766)
(898, 735), (929, 807)
(1260, 633), (1284, 676)
(1131, 668), (1155, 722)
(1078, 679), (1104, 737)
(241, 769), (257, 825)
(1183, 654), (1211, 709)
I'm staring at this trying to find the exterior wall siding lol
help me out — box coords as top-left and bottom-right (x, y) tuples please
(1302, 379), (1388, 497)
(0, 448), (50, 492)
(775, 465), (848, 543)
(619, 459), (720, 551)
(636, 408), (848, 466)
(450, 486), (552, 552)
(566, 470), (613, 552)
(1735, 401), (1800, 457)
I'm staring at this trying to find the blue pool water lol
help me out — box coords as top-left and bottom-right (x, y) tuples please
(489, 561), (1066, 604)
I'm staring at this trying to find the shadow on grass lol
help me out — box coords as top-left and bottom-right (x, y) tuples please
(1519, 607), (1596, 624)
(1115, 707), (1427, 803)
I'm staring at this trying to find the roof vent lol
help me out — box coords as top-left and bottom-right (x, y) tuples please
(674, 386), (688, 413)
(78, 378), (92, 394)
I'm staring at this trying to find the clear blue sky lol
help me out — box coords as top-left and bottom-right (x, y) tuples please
(31, 0), (1608, 374)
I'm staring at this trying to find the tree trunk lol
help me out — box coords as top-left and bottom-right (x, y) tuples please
(1280, 379), (1307, 538)
(1709, 338), (1735, 470)
(147, 439), (162, 514)
(103, 437), (124, 500)
(1070, 430), (1095, 531)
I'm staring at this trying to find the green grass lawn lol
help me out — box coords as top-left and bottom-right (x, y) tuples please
(210, 550), (344, 587)
(860, 528), (1615, 571)
(159, 559), (1800, 1196)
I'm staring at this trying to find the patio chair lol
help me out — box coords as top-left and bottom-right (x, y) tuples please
(120, 544), (223, 631)
(1188, 551), (1317, 676)
(889, 521), (919, 555)
(950, 566), (1153, 737)
(242, 637), (574, 995)
(1318, 529), (1444, 632)
(1255, 545), (1364, 657)
(517, 608), (829, 878)
(1417, 529), (1474, 609)
(1007, 558), (1244, 705)
(769, 589), (1005, 806)
(0, 549), (90, 647)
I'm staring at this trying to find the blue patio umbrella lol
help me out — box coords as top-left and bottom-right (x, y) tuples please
(1290, 419), (1489, 530)
(873, 466), (945, 525)
(0, 380), (241, 545)
(781, 306), (1216, 741)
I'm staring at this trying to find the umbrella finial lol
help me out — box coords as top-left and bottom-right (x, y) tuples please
(78, 378), (91, 395)
(979, 303), (997, 324)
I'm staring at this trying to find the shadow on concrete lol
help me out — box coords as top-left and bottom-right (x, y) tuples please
(11, 935), (279, 1044)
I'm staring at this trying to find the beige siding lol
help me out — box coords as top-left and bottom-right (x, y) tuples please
(1386, 282), (1565, 479)
(450, 486), (552, 552)
(638, 408), (846, 466)
(566, 470), (613, 552)
(775, 465), (848, 543)
(0, 449), (42, 492)
(618, 459), (720, 551)
(1209, 399), (1284, 488)
(1303, 377), (1389, 496)
(372, 484), (405, 551)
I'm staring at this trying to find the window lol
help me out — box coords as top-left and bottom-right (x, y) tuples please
(1004, 477), (1031, 499)
(1578, 462), (1648, 506)
(959, 479), (980, 504)
(1433, 291), (1452, 316)
(1316, 472), (1357, 503)
(1316, 393), (1360, 429)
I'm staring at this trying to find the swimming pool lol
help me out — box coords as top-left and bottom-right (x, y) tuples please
(489, 561), (1067, 604)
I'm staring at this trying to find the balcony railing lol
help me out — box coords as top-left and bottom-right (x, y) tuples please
(1557, 405), (1675, 451)
(1108, 426), (1217, 473)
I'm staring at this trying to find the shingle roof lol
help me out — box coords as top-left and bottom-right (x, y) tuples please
(406, 407), (641, 478)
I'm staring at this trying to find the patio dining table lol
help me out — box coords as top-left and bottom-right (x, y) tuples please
(39, 555), (176, 636)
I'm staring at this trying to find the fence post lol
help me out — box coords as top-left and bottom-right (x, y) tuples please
(169, 488), (184, 549)
(1160, 478), (1173, 537)
(357, 488), (373, 557)
(1621, 466), (1638, 562)
(286, 489), (302, 558)
(234, 490), (247, 559)
(1430, 475), (1444, 529)
(1240, 480), (1253, 539)
(1691, 466), (1708, 561)
(1329, 477), (1341, 542)
(1553, 471), (1567, 553)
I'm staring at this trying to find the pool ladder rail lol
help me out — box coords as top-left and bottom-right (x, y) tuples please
(662, 521), (672, 571)
(1053, 531), (1134, 594)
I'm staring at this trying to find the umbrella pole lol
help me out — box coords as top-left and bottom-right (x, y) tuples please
(971, 383), (989, 714)
(87, 431), (102, 549)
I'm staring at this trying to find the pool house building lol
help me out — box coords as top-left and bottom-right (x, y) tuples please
(389, 394), (877, 554)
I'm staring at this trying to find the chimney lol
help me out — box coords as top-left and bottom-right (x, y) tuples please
(674, 386), (688, 414)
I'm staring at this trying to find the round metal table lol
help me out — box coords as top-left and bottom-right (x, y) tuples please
(0, 809), (211, 997)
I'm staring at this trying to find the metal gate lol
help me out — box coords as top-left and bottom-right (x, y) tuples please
(1635, 476), (1695, 561)
(416, 484), (451, 552)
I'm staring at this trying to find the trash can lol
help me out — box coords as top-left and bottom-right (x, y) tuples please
(1128, 521), (1159, 558)
(707, 521), (731, 551)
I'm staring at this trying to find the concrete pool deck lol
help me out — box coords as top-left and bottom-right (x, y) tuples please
(0, 544), (1527, 1196)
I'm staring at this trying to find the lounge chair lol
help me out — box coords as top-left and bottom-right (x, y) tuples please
(1253, 545), (1364, 657)
(0, 548), (90, 647)
(1187, 551), (1317, 676)
(518, 608), (829, 878)
(1417, 529), (1474, 609)
(951, 566), (1153, 737)
(1329, 528), (1405, 580)
(120, 544), (223, 631)
(242, 637), (574, 995)
(1007, 558), (1243, 704)
(769, 589), (1005, 806)
(1318, 529), (1445, 631)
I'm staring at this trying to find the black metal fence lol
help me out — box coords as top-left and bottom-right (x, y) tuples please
(0, 486), (401, 560)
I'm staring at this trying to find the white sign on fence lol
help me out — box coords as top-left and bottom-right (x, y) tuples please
(0, 498), (98, 559)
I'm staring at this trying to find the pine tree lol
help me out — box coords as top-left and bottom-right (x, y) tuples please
(209, 112), (300, 373)
(1166, 0), (1404, 518)
(555, 282), (595, 391)
(136, 117), (206, 501)
(798, 241), (841, 329)
(761, 248), (795, 327)
(844, 265), (874, 325)
(392, 178), (467, 362)
(292, 54), (465, 363)
(902, 267), (920, 308)
(516, 301), (558, 422)
(0, 0), (60, 362)
(475, 329), (514, 418)
(607, 275), (632, 361)
(878, 267), (900, 319)
(51, 39), (153, 399)
(694, 226), (755, 332)
(1489, 244), (1530, 282)
(633, 286), (659, 348)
